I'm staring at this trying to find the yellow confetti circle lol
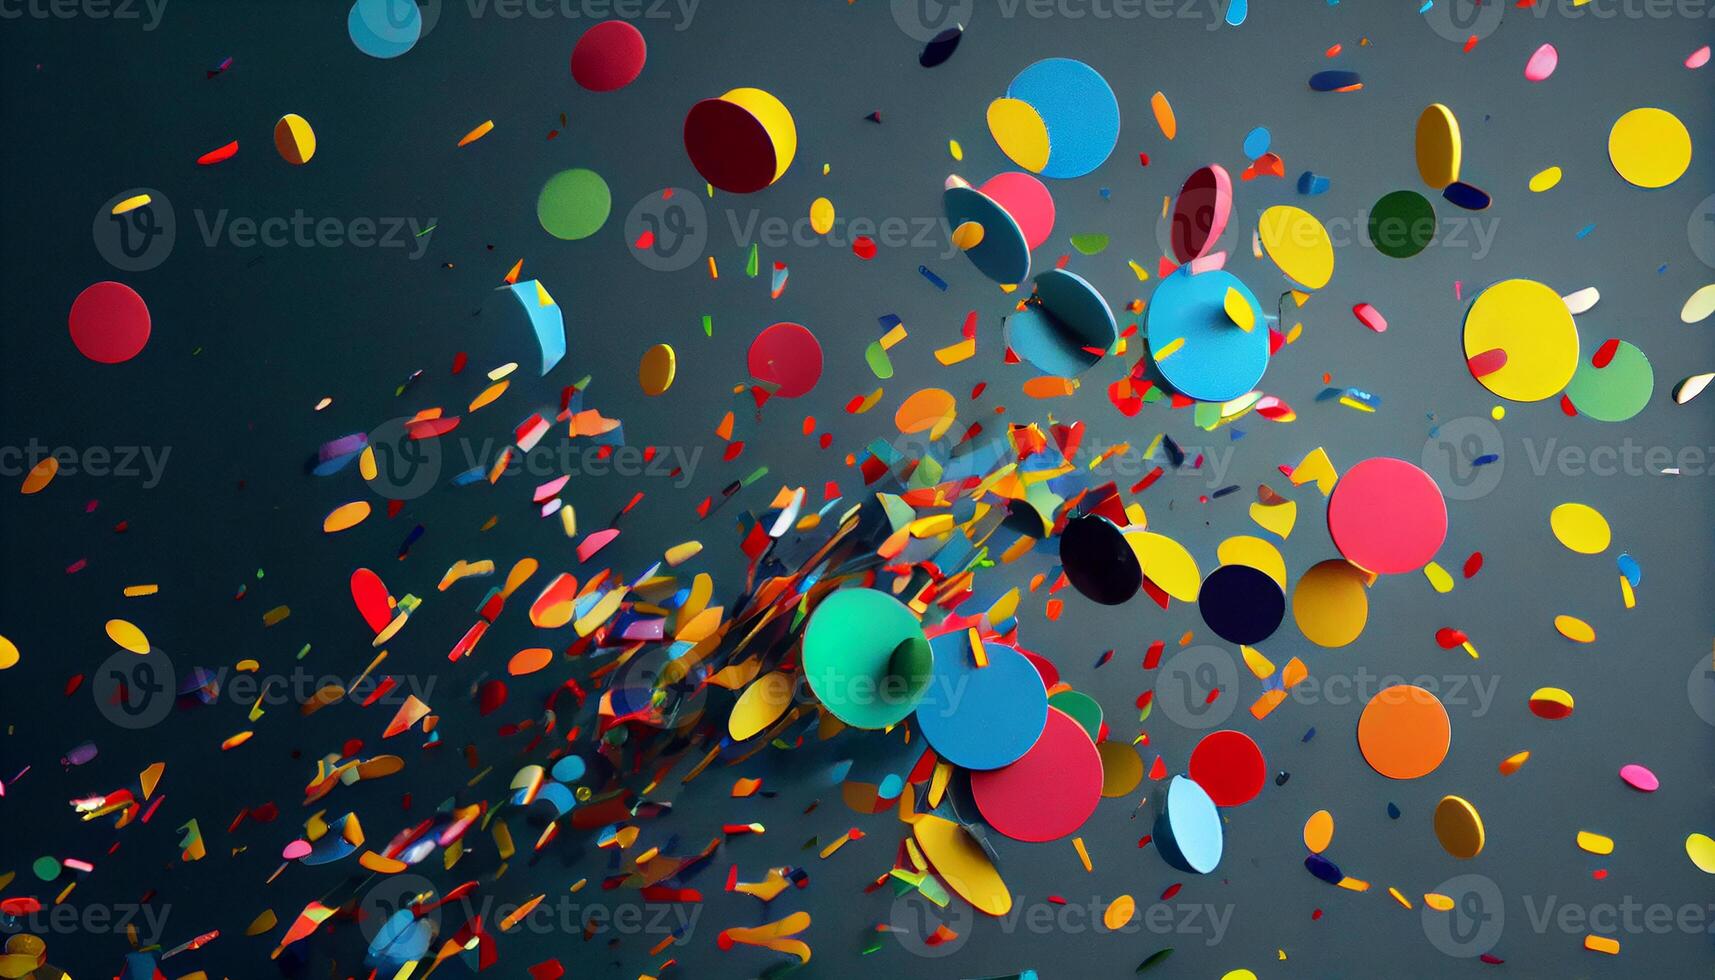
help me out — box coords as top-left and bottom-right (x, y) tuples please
(1549, 502), (1610, 554)
(1608, 107), (1691, 189)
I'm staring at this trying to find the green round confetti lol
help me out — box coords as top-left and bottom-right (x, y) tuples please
(537, 168), (612, 241)
(802, 588), (931, 729)
(1565, 340), (1654, 422)
(1368, 190), (1436, 258)
(32, 855), (62, 881)
(1048, 689), (1104, 741)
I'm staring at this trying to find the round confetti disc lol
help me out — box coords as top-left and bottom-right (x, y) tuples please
(915, 633), (1049, 771)
(970, 706), (1102, 842)
(1003, 58), (1120, 179)
(1059, 513), (1141, 605)
(1170, 165), (1233, 263)
(747, 321), (823, 398)
(1146, 267), (1269, 402)
(1154, 774), (1224, 874)
(1368, 190), (1435, 258)
(1433, 795), (1485, 859)
(1006, 268), (1117, 377)
(1197, 563), (1285, 645)
(1256, 206), (1334, 289)
(943, 182), (1030, 284)
(1564, 340), (1653, 422)
(1686, 834), (1715, 874)
(1549, 502), (1610, 553)
(638, 343), (676, 396)
(894, 387), (956, 437)
(536, 168), (612, 241)
(347, 0), (421, 59)
(684, 94), (790, 194)
(1292, 558), (1370, 647)
(570, 20), (646, 92)
(986, 98), (1051, 173)
(1187, 729), (1267, 806)
(273, 113), (316, 165)
(1327, 457), (1447, 575)
(801, 588), (931, 730)
(979, 172), (1055, 250)
(1126, 530), (1202, 602)
(1463, 278), (1580, 402)
(1098, 740), (1143, 798)
(69, 281), (151, 363)
(1357, 684), (1451, 779)
(1414, 103), (1462, 189)
(1048, 689), (1103, 742)
(1529, 686), (1575, 719)
(1216, 535), (1285, 588)
(1608, 107), (1692, 189)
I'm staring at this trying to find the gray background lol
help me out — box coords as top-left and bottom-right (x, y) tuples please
(2, 0), (1714, 976)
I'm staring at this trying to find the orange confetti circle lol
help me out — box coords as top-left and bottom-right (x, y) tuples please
(1356, 684), (1451, 780)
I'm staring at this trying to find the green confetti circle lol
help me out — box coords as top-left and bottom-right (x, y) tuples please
(537, 168), (612, 241)
(1368, 190), (1436, 258)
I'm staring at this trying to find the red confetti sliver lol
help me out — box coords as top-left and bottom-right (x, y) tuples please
(1467, 348), (1508, 378)
(1593, 338), (1620, 368)
(1462, 552), (1483, 578)
(196, 140), (239, 165)
(633, 230), (656, 250)
(1148, 755), (1167, 780)
(1463, 34), (1479, 52)
(1143, 640), (1165, 670)
(1160, 883), (1182, 900)
(852, 236), (877, 260)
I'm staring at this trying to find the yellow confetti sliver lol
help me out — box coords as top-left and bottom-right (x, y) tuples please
(1528, 166), (1562, 192)
(1498, 750), (1530, 775)
(949, 138), (963, 160)
(1150, 91), (1177, 140)
(105, 618), (149, 654)
(457, 120), (495, 147)
(1072, 836), (1093, 872)
(1423, 561), (1455, 593)
(111, 193), (152, 215)
(1584, 934), (1620, 955)
(1576, 830), (1614, 855)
